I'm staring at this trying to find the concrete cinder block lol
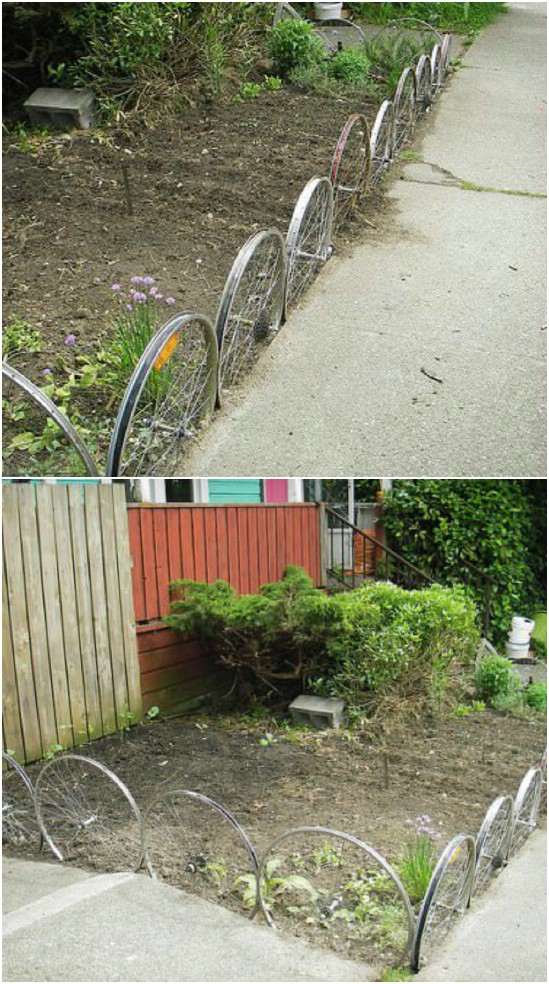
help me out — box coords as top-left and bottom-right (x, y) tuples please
(24, 87), (95, 130)
(289, 694), (346, 730)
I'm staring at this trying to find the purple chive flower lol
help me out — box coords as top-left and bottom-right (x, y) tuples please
(149, 286), (159, 297)
(154, 293), (164, 302)
(42, 368), (52, 377)
(165, 297), (176, 306)
(143, 276), (155, 286)
(126, 304), (133, 313)
(65, 334), (77, 346)
(130, 276), (145, 285)
(133, 291), (148, 303)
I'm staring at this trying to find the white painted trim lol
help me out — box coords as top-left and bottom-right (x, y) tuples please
(193, 479), (210, 503)
(287, 479), (304, 503)
(136, 479), (166, 503)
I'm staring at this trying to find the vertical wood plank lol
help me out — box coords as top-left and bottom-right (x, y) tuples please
(140, 509), (159, 622)
(204, 508), (218, 583)
(166, 508), (182, 585)
(17, 485), (58, 753)
(113, 486), (142, 721)
(153, 508), (170, 616)
(2, 488), (43, 762)
(215, 508), (229, 583)
(275, 507), (286, 582)
(226, 507), (240, 588)
(84, 485), (117, 735)
(51, 486), (88, 746)
(258, 509), (269, 587)
(68, 485), (103, 738)
(128, 509), (145, 623)
(35, 484), (73, 747)
(2, 556), (25, 762)
(99, 485), (129, 726)
(267, 507), (278, 583)
(247, 508), (259, 593)
(237, 507), (249, 594)
(192, 509), (207, 581)
(299, 508), (310, 577)
(179, 508), (195, 581)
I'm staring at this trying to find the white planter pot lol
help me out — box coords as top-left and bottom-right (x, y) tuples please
(314, 2), (343, 21)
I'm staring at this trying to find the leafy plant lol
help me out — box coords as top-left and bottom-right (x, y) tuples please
(146, 705), (160, 720)
(523, 681), (547, 712)
(237, 75), (282, 100)
(453, 699), (485, 717)
(268, 19), (326, 78)
(347, 3), (507, 35)
(475, 654), (520, 708)
(2, 318), (42, 361)
(259, 732), (278, 748)
(237, 857), (318, 910)
(328, 47), (371, 84)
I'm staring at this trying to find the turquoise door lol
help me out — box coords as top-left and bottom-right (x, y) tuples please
(208, 479), (262, 503)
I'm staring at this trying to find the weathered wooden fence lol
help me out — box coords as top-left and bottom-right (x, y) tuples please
(128, 503), (323, 623)
(3, 484), (142, 764)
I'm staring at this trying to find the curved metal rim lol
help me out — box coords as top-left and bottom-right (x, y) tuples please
(273, 1), (301, 23)
(370, 100), (395, 171)
(330, 113), (372, 198)
(258, 824), (415, 962)
(511, 767), (543, 851)
(2, 362), (100, 477)
(2, 750), (35, 796)
(412, 834), (476, 972)
(430, 43), (443, 93)
(34, 753), (145, 865)
(215, 228), (287, 403)
(106, 312), (218, 477)
(474, 795), (514, 891)
(441, 33), (452, 74)
(374, 17), (444, 46)
(286, 177), (334, 307)
(393, 67), (417, 144)
(415, 54), (433, 110)
(143, 787), (259, 882)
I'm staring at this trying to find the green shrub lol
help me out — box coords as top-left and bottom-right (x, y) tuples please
(524, 681), (547, 712)
(310, 581), (479, 716)
(348, 3), (507, 34)
(328, 47), (371, 84)
(474, 654), (520, 707)
(268, 19), (326, 78)
(531, 638), (547, 663)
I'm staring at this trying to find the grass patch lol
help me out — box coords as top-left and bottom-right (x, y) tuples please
(460, 180), (546, 199)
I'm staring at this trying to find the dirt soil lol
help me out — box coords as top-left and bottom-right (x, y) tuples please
(5, 708), (545, 966)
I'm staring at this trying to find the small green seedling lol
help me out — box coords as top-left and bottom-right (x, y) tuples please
(259, 732), (278, 748)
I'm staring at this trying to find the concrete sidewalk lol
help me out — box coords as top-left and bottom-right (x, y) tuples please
(2, 831), (546, 982)
(183, 2), (547, 477)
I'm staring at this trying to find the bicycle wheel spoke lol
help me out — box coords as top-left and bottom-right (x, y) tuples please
(331, 115), (370, 232)
(370, 101), (394, 185)
(145, 790), (258, 916)
(217, 230), (286, 395)
(393, 69), (417, 154)
(35, 755), (144, 871)
(286, 178), (333, 308)
(510, 768), (542, 855)
(474, 795), (513, 895)
(259, 827), (414, 967)
(2, 753), (42, 853)
(412, 835), (475, 971)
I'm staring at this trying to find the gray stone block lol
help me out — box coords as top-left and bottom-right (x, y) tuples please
(289, 694), (346, 730)
(24, 87), (95, 130)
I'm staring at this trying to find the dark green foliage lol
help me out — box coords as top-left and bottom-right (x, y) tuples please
(347, 3), (507, 34)
(474, 654), (520, 707)
(309, 581), (479, 717)
(363, 34), (430, 95)
(383, 481), (547, 645)
(267, 18), (327, 78)
(523, 681), (547, 713)
(165, 566), (340, 692)
(328, 47), (371, 84)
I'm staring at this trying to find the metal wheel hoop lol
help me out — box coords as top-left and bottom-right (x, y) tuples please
(392, 67), (417, 154)
(473, 795), (514, 895)
(441, 34), (452, 77)
(2, 751), (43, 852)
(412, 834), (476, 972)
(314, 20), (366, 53)
(2, 362), (99, 478)
(144, 789), (260, 916)
(273, 2), (301, 24)
(370, 100), (395, 183)
(106, 312), (218, 477)
(430, 43), (443, 99)
(34, 754), (145, 869)
(330, 114), (371, 231)
(374, 17), (444, 46)
(215, 228), (287, 403)
(258, 825), (415, 965)
(415, 54), (433, 114)
(510, 767), (543, 855)
(286, 177), (333, 309)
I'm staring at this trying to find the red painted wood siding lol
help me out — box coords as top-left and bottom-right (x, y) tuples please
(137, 623), (220, 716)
(128, 504), (322, 624)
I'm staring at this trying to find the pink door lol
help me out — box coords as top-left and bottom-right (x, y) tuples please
(264, 479), (288, 503)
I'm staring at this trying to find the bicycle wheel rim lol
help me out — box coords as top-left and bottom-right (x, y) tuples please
(511, 768), (542, 855)
(330, 114), (371, 231)
(106, 312), (218, 477)
(258, 825), (415, 966)
(415, 55), (432, 114)
(412, 834), (476, 972)
(34, 754), (145, 870)
(473, 795), (514, 895)
(393, 68), (417, 153)
(2, 362), (99, 478)
(286, 177), (333, 309)
(2, 751), (42, 853)
(144, 789), (259, 915)
(370, 101), (394, 183)
(216, 228), (287, 401)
